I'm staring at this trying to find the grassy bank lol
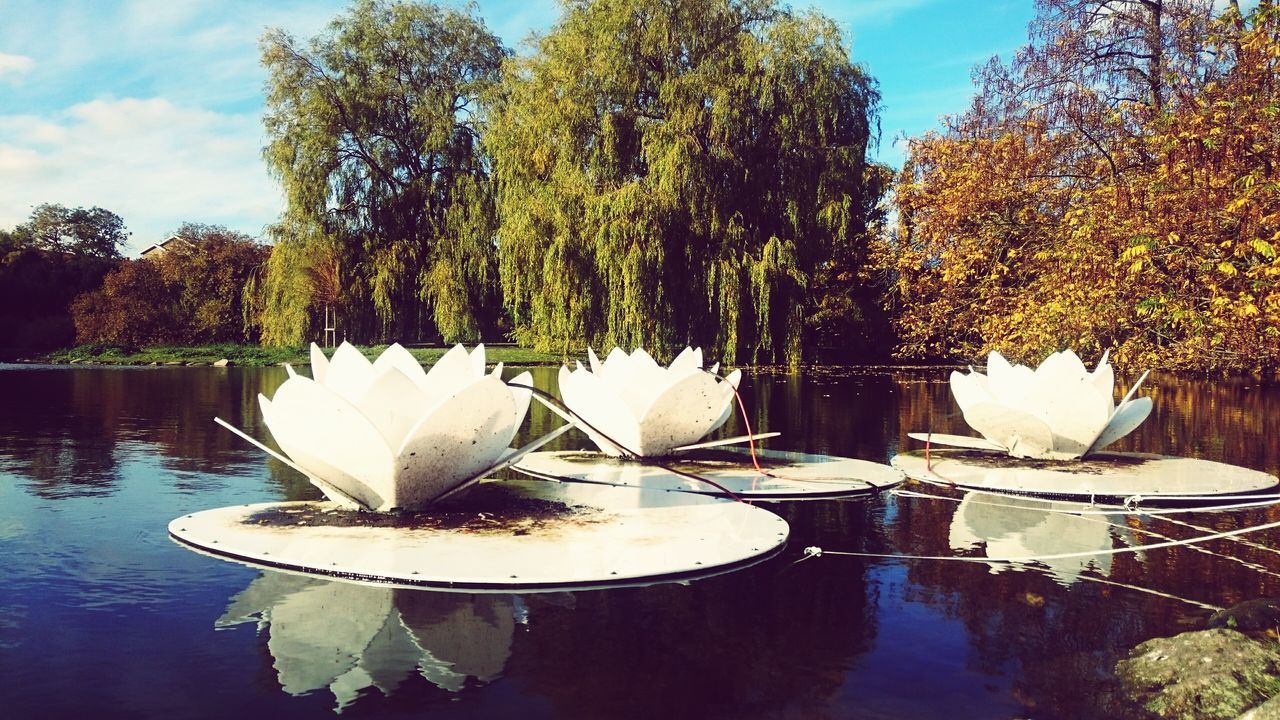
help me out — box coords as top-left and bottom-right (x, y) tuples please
(38, 343), (566, 367)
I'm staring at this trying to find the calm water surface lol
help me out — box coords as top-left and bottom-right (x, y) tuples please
(2, 364), (1279, 719)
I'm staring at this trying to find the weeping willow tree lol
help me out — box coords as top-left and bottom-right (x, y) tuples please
(257, 0), (506, 346)
(487, 0), (883, 364)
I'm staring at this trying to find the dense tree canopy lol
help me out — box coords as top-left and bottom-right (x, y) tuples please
(258, 0), (506, 347)
(10, 204), (128, 259)
(71, 225), (269, 346)
(0, 205), (125, 354)
(883, 0), (1280, 372)
(487, 0), (885, 364)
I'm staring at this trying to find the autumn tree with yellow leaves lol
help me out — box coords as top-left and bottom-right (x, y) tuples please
(884, 0), (1280, 373)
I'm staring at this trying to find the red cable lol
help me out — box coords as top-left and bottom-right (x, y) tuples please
(729, 380), (768, 475)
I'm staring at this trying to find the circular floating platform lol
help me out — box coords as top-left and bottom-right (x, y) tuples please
(892, 449), (1280, 502)
(514, 447), (902, 500)
(169, 479), (788, 591)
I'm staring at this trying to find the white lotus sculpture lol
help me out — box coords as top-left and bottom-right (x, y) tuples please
(259, 342), (532, 510)
(923, 350), (1151, 460)
(558, 346), (742, 457)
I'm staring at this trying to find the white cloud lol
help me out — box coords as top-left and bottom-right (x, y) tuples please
(0, 1), (556, 252)
(0, 52), (34, 80)
(0, 97), (281, 254)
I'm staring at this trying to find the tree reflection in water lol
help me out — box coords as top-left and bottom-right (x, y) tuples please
(0, 365), (316, 500)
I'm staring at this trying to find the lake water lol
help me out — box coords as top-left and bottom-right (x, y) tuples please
(2, 363), (1279, 719)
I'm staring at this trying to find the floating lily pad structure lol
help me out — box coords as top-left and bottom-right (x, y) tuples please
(169, 479), (789, 591)
(895, 351), (1279, 502)
(172, 343), (794, 590)
(517, 447), (901, 500)
(530, 346), (902, 500)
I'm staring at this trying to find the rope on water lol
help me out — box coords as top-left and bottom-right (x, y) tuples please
(905, 476), (1280, 516)
(798, 515), (1280, 565)
(891, 487), (1280, 580)
(797, 546), (1221, 611)
(1152, 513), (1280, 559)
(1071, 574), (1223, 612)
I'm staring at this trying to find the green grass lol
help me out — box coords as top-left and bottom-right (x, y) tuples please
(41, 343), (566, 367)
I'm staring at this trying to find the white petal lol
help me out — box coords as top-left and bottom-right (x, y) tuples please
(962, 401), (1056, 458)
(1025, 357), (1111, 455)
(669, 346), (701, 372)
(615, 380), (662, 421)
(469, 344), (487, 376)
(602, 347), (629, 369)
(628, 347), (661, 372)
(1087, 396), (1153, 454)
(587, 347), (604, 375)
(635, 372), (728, 455)
(416, 344), (473, 400)
(371, 343), (427, 385)
(558, 364), (639, 456)
(1090, 350), (1115, 408)
(507, 370), (533, 430)
(986, 351), (1014, 385)
(394, 375), (519, 507)
(325, 342), (376, 406)
(260, 378), (393, 509)
(723, 368), (742, 390)
(907, 432), (1007, 452)
(310, 343), (329, 384)
(355, 367), (431, 450)
(949, 370), (993, 415)
(1037, 349), (1086, 380)
(708, 369), (744, 433)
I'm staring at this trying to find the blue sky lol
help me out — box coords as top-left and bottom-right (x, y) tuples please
(0, 0), (1036, 253)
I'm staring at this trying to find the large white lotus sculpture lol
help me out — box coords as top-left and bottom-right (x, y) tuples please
(924, 350), (1151, 460)
(258, 342), (532, 510)
(558, 347), (742, 457)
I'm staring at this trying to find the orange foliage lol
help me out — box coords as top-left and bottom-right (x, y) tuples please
(72, 233), (270, 346)
(883, 1), (1280, 373)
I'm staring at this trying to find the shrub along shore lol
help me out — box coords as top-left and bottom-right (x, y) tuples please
(35, 344), (565, 368)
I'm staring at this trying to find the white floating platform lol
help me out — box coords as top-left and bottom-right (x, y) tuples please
(892, 449), (1279, 502)
(514, 447), (902, 500)
(169, 479), (788, 591)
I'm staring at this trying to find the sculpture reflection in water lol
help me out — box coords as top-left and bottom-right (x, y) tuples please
(217, 571), (521, 711)
(948, 494), (1133, 586)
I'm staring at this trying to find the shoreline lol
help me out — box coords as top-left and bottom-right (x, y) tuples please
(23, 344), (566, 368)
(11, 344), (954, 373)
(10, 345), (1274, 379)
